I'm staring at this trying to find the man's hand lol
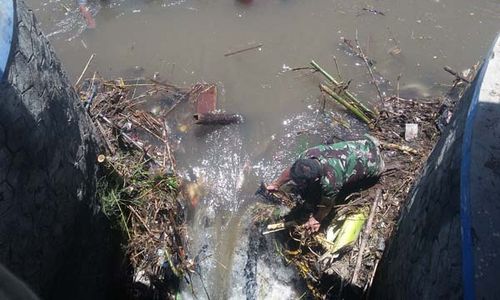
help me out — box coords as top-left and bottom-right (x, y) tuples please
(304, 215), (321, 234)
(266, 183), (279, 192)
(267, 167), (291, 193)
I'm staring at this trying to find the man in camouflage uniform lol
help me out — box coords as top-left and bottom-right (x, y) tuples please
(267, 135), (384, 233)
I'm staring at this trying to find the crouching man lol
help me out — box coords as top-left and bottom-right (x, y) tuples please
(267, 135), (384, 233)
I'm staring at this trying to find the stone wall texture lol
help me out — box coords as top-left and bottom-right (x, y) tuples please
(0, 1), (120, 299)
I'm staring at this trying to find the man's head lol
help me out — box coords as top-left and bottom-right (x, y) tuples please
(290, 158), (322, 188)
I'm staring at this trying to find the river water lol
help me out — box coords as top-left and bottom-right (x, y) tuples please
(26, 0), (499, 298)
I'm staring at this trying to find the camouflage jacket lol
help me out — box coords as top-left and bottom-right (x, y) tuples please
(298, 135), (384, 205)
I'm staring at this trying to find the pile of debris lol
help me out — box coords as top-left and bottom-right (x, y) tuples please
(75, 34), (476, 298)
(77, 76), (218, 297)
(76, 61), (248, 296)
(252, 54), (476, 298)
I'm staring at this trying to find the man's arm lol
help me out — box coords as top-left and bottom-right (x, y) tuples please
(78, 1), (96, 28)
(313, 197), (334, 223)
(305, 196), (334, 233)
(266, 167), (291, 191)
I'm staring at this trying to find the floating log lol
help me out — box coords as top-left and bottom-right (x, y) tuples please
(193, 112), (243, 125)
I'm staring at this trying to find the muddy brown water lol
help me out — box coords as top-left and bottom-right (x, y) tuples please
(27, 0), (499, 298)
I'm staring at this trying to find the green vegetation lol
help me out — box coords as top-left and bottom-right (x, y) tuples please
(97, 154), (179, 240)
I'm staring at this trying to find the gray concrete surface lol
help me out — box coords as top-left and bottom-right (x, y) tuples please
(372, 34), (500, 299)
(469, 33), (500, 299)
(0, 1), (123, 299)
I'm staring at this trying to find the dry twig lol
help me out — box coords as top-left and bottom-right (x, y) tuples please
(75, 53), (95, 86)
(224, 43), (263, 57)
(354, 30), (384, 103)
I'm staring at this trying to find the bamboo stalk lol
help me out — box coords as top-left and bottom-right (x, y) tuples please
(311, 60), (376, 117)
(320, 84), (372, 124)
(311, 60), (339, 85)
(263, 228), (287, 235)
(352, 189), (382, 286)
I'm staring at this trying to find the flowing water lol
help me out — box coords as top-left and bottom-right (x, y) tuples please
(26, 0), (499, 298)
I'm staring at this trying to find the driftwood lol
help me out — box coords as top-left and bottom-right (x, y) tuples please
(443, 66), (471, 84)
(193, 112), (243, 125)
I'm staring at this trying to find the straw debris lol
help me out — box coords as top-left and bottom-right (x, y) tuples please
(77, 76), (208, 298)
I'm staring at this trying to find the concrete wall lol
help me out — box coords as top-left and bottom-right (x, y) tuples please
(0, 1), (122, 299)
(371, 81), (473, 300)
(373, 34), (500, 299)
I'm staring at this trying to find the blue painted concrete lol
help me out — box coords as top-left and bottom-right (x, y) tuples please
(461, 32), (500, 300)
(0, 0), (14, 79)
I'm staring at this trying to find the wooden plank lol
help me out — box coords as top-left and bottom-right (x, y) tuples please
(196, 85), (217, 114)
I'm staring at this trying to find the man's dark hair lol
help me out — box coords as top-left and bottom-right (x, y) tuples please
(290, 159), (322, 185)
